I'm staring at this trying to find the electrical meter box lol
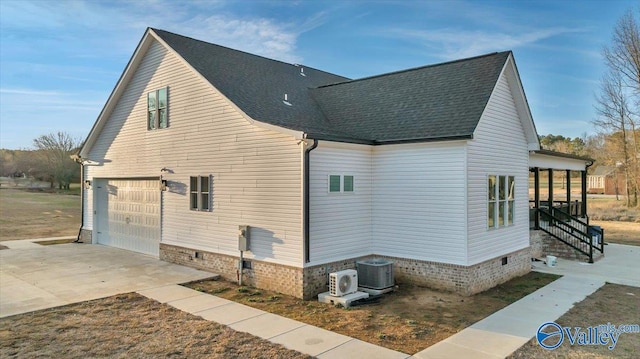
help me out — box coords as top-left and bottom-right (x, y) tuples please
(238, 225), (249, 251)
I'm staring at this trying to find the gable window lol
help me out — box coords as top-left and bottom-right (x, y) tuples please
(148, 87), (168, 130)
(488, 174), (515, 229)
(328, 174), (354, 193)
(190, 175), (211, 211)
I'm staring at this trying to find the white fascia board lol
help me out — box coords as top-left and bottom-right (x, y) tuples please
(149, 29), (305, 141)
(504, 54), (541, 151)
(79, 30), (154, 158)
(529, 152), (588, 171)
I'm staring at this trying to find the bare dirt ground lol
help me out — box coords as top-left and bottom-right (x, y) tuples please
(0, 293), (311, 359)
(0, 188), (80, 241)
(508, 283), (640, 359)
(185, 272), (560, 355)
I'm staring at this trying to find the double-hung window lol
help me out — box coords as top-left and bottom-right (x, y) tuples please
(190, 175), (211, 211)
(148, 87), (168, 130)
(328, 175), (354, 193)
(488, 174), (515, 229)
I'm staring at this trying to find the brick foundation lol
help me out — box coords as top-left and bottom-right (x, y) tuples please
(160, 244), (305, 298)
(161, 243), (531, 299)
(530, 230), (603, 262)
(79, 229), (93, 244)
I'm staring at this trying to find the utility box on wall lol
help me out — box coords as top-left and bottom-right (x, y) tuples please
(238, 225), (249, 251)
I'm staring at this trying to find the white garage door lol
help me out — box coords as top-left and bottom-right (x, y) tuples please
(95, 179), (160, 256)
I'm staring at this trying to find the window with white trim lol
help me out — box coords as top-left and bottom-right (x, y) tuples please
(488, 174), (514, 228)
(190, 175), (211, 211)
(148, 87), (168, 130)
(328, 175), (354, 193)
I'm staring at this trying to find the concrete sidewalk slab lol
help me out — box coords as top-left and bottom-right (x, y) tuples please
(414, 275), (606, 358)
(138, 284), (206, 304)
(412, 341), (502, 359)
(317, 339), (410, 359)
(168, 293), (232, 313)
(196, 302), (265, 325)
(445, 328), (526, 358)
(270, 324), (353, 357)
(230, 313), (306, 340)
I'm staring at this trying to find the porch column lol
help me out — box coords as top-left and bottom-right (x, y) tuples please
(581, 170), (587, 217)
(534, 167), (540, 229)
(548, 168), (554, 208)
(566, 170), (571, 215)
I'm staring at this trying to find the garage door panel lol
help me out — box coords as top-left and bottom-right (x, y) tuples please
(96, 179), (160, 256)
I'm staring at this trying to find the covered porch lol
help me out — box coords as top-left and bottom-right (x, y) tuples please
(528, 150), (604, 263)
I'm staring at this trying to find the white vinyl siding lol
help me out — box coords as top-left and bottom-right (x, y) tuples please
(83, 40), (302, 266)
(467, 73), (530, 264)
(372, 142), (467, 265)
(309, 142), (372, 265)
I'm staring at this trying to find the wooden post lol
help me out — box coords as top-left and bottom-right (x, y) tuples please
(534, 167), (540, 229)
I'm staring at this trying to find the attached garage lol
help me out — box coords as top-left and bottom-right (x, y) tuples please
(94, 178), (160, 256)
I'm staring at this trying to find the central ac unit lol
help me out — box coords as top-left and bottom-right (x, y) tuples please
(329, 269), (358, 297)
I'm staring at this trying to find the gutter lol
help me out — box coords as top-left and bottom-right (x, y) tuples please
(303, 138), (318, 263)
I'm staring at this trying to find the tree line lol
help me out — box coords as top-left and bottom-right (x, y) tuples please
(1, 132), (82, 190)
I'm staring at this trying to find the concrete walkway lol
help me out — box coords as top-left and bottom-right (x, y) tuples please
(413, 243), (639, 358)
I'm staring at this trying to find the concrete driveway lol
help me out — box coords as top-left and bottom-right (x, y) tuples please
(0, 239), (215, 318)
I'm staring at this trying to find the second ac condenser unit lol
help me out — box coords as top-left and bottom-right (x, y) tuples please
(356, 259), (394, 290)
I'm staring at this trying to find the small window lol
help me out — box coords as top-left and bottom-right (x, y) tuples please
(148, 87), (168, 130)
(343, 176), (354, 192)
(190, 175), (211, 211)
(329, 175), (341, 193)
(488, 174), (515, 229)
(328, 175), (354, 193)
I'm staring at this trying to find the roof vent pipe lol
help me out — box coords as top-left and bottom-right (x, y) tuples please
(300, 68), (306, 77)
(283, 93), (292, 106)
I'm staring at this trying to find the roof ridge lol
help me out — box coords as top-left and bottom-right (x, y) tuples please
(315, 51), (511, 89)
(150, 27), (350, 81)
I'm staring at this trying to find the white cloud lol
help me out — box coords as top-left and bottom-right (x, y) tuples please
(175, 15), (302, 63)
(388, 27), (586, 60)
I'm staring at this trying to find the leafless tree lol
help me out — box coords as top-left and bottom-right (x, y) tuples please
(595, 9), (640, 207)
(32, 132), (81, 189)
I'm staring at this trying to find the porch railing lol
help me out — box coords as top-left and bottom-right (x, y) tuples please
(534, 206), (604, 263)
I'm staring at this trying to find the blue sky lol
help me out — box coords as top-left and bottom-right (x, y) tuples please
(0, 0), (635, 149)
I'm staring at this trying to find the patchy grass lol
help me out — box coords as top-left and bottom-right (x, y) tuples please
(36, 238), (77, 245)
(0, 188), (80, 241)
(508, 283), (640, 359)
(591, 220), (640, 246)
(185, 272), (561, 354)
(0, 293), (311, 359)
(588, 197), (640, 223)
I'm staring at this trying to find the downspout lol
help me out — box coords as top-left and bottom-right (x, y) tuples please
(303, 138), (318, 263)
(73, 156), (84, 243)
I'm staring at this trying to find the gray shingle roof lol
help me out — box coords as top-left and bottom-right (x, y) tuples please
(153, 28), (510, 144)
